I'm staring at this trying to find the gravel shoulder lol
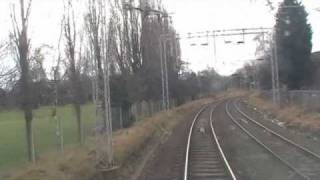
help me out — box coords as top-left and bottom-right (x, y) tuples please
(136, 105), (198, 180)
(214, 100), (297, 180)
(239, 99), (320, 156)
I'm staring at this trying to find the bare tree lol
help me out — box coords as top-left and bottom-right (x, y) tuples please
(10, 0), (35, 162)
(109, 3), (129, 74)
(0, 40), (20, 90)
(85, 0), (106, 132)
(63, 0), (84, 145)
(85, 0), (113, 168)
(123, 0), (142, 73)
(51, 20), (64, 153)
(0, 42), (9, 61)
(108, 0), (143, 74)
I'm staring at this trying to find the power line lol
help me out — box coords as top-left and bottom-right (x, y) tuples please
(177, 27), (272, 40)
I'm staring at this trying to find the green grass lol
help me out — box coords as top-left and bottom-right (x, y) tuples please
(0, 104), (96, 172)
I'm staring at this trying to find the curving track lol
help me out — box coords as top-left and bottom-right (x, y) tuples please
(225, 99), (320, 180)
(184, 103), (237, 180)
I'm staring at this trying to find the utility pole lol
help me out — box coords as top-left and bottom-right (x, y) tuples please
(270, 41), (277, 105)
(123, 1), (173, 111)
(270, 30), (281, 106)
(159, 33), (175, 110)
(213, 31), (217, 63)
(164, 40), (169, 110)
(159, 38), (166, 110)
(253, 61), (259, 90)
(158, 10), (173, 111)
(274, 32), (280, 106)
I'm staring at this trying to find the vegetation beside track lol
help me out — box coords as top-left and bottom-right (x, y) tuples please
(3, 96), (217, 180)
(248, 91), (320, 131)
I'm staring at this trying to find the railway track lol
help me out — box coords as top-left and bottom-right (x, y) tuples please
(226, 99), (320, 180)
(184, 103), (236, 180)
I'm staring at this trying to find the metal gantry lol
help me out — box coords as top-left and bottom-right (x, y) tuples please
(182, 28), (271, 62)
(159, 33), (178, 111)
(124, 1), (175, 111)
(183, 28), (279, 96)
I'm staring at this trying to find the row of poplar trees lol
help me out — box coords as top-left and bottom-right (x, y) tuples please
(7, 0), (182, 166)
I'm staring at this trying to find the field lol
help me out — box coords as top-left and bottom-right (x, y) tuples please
(0, 104), (96, 172)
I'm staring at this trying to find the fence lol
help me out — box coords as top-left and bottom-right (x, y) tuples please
(130, 99), (177, 119)
(96, 99), (179, 133)
(260, 90), (320, 111)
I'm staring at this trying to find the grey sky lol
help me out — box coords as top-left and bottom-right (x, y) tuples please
(164, 0), (320, 75)
(0, 0), (319, 75)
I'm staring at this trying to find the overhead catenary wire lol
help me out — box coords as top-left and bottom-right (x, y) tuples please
(181, 27), (273, 76)
(178, 27), (272, 40)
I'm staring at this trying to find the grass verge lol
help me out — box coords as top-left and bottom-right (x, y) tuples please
(4, 90), (241, 180)
(248, 91), (320, 131)
(3, 97), (213, 180)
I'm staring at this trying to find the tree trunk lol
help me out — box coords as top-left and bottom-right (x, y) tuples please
(70, 67), (83, 145)
(22, 66), (35, 162)
(10, 0), (35, 163)
(21, 28), (35, 163)
(74, 103), (83, 145)
(25, 114), (35, 162)
(63, 0), (84, 146)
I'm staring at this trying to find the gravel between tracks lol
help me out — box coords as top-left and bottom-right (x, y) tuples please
(137, 99), (303, 180)
(215, 100), (297, 180)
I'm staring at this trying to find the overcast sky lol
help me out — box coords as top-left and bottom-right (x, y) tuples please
(0, 0), (320, 75)
(163, 0), (320, 75)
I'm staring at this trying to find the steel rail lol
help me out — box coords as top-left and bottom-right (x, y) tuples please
(183, 105), (208, 180)
(184, 101), (237, 180)
(225, 101), (310, 180)
(234, 99), (320, 161)
(210, 105), (237, 180)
